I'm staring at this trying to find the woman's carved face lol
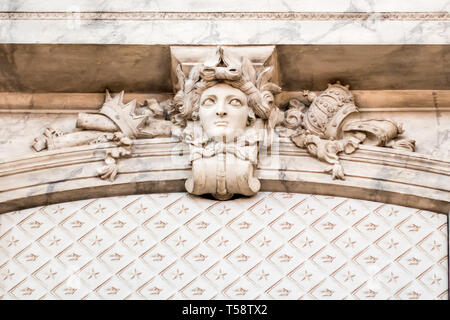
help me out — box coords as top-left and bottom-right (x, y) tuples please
(199, 83), (249, 142)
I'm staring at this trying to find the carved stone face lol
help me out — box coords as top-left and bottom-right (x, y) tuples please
(199, 83), (249, 142)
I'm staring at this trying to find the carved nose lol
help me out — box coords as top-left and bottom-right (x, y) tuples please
(216, 103), (227, 116)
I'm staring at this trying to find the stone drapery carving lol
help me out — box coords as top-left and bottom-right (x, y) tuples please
(31, 46), (416, 196)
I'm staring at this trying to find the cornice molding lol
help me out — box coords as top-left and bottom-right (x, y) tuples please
(0, 138), (448, 214)
(0, 11), (449, 21)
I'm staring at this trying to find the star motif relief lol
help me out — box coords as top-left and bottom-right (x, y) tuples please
(94, 204), (106, 214)
(343, 237), (356, 248)
(45, 269), (57, 280)
(52, 205), (64, 214)
(344, 271), (356, 282)
(300, 270), (313, 281)
(425, 212), (438, 219)
(302, 205), (315, 215)
(2, 194), (447, 301)
(430, 240), (441, 251)
(218, 205), (231, 215)
(387, 238), (399, 249)
(2, 269), (15, 280)
(177, 204), (189, 215)
(345, 206), (356, 216)
(387, 207), (399, 217)
(172, 269), (184, 280)
(259, 236), (271, 247)
(90, 235), (103, 246)
(7, 236), (19, 247)
(387, 272), (399, 283)
(215, 269), (227, 280)
(87, 268), (100, 279)
(129, 269), (142, 280)
(136, 203), (147, 214)
(430, 274), (442, 285)
(260, 205), (272, 215)
(216, 236), (229, 247)
(300, 236), (313, 248)
(175, 236), (187, 247)
(133, 236), (145, 247)
(48, 235), (61, 246)
(258, 270), (270, 281)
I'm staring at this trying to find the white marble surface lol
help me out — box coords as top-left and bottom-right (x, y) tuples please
(0, 192), (447, 300)
(1, 0), (449, 12)
(0, 1), (449, 44)
(0, 20), (449, 44)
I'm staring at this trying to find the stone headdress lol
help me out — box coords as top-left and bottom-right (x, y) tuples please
(172, 47), (281, 123)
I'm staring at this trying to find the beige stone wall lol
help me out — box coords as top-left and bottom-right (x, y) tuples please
(0, 192), (447, 300)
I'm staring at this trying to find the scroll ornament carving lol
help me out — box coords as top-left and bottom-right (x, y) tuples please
(31, 47), (415, 197)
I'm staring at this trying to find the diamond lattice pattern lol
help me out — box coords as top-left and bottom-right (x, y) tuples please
(0, 192), (447, 300)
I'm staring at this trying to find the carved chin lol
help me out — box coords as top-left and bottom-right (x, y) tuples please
(207, 126), (242, 141)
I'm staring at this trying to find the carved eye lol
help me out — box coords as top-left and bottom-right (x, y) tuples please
(229, 98), (242, 107)
(201, 98), (215, 106)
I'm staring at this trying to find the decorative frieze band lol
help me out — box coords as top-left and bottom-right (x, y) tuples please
(0, 11), (449, 21)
